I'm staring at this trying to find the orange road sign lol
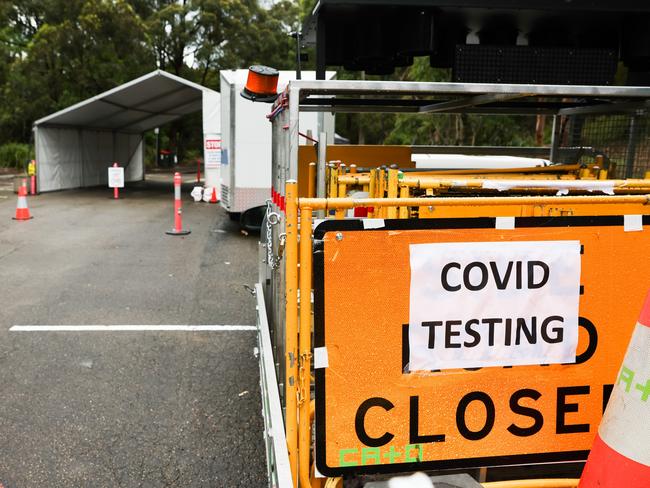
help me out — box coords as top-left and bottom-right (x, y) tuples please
(313, 215), (650, 477)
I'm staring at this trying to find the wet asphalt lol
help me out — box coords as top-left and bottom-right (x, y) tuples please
(0, 175), (267, 487)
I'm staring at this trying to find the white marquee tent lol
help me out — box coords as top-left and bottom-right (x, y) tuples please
(33, 70), (220, 192)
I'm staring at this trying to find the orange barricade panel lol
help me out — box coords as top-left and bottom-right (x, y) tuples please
(313, 216), (650, 477)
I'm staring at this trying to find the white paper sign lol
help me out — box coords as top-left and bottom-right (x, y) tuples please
(409, 240), (581, 371)
(108, 167), (124, 188)
(204, 138), (222, 169)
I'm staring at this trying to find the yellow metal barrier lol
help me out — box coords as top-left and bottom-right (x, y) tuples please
(335, 165), (347, 219)
(285, 180), (299, 486)
(299, 194), (650, 211)
(387, 168), (399, 218)
(399, 177), (650, 192)
(326, 154), (650, 199)
(328, 164), (337, 198)
(308, 163), (316, 198)
(398, 185), (409, 218)
(418, 163), (583, 176)
(337, 174), (371, 186)
(336, 174), (650, 197)
(378, 168), (386, 217)
(330, 160), (650, 203)
(285, 183), (650, 487)
(323, 477), (342, 488)
(482, 479), (579, 488)
(299, 206), (315, 488)
(338, 173), (583, 188)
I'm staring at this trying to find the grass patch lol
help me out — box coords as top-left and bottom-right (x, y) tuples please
(0, 143), (34, 169)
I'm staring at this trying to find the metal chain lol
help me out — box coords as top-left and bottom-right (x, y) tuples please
(297, 352), (313, 407)
(265, 200), (284, 270)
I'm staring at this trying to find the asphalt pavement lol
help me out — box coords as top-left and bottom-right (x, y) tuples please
(0, 175), (267, 487)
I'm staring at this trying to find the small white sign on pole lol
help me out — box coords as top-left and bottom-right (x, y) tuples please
(409, 240), (581, 371)
(108, 167), (125, 188)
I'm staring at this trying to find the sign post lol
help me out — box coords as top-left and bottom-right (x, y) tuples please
(108, 163), (124, 199)
(313, 216), (650, 477)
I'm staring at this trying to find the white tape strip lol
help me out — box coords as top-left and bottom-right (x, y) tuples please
(495, 216), (515, 230)
(314, 465), (325, 479)
(624, 215), (643, 232)
(388, 472), (434, 488)
(482, 179), (616, 195)
(314, 347), (329, 369)
(363, 218), (385, 230)
(451, 180), (469, 187)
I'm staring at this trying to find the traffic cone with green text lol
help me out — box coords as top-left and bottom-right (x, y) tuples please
(13, 179), (32, 220)
(579, 290), (650, 487)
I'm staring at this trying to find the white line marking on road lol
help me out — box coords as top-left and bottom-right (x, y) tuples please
(10, 325), (257, 332)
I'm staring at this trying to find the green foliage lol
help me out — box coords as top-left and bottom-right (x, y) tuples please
(385, 114), (537, 147)
(0, 0), (301, 160)
(333, 70), (398, 145)
(1, 0), (154, 143)
(0, 142), (33, 168)
(0, 1), (542, 157)
(334, 57), (541, 147)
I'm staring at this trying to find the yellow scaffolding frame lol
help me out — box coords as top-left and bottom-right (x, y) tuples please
(285, 181), (299, 486)
(284, 181), (650, 487)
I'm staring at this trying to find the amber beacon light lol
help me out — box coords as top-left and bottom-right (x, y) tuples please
(241, 65), (280, 102)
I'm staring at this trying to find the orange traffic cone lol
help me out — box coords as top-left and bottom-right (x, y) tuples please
(13, 179), (32, 220)
(210, 187), (217, 204)
(579, 290), (650, 487)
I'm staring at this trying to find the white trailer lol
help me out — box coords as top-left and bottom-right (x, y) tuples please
(219, 70), (335, 227)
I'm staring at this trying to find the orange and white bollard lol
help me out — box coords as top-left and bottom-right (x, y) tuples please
(579, 290), (650, 487)
(13, 179), (32, 220)
(166, 172), (190, 236)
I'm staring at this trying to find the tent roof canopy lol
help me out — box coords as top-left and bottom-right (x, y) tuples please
(34, 70), (216, 134)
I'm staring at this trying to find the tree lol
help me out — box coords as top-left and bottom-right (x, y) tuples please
(142, 0), (300, 156)
(384, 57), (537, 147)
(143, 0), (299, 86)
(1, 0), (154, 143)
(0, 0), (303, 156)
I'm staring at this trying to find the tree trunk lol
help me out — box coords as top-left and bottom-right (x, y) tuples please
(535, 115), (546, 146)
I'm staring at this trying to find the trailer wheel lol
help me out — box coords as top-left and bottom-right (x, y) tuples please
(240, 206), (265, 233)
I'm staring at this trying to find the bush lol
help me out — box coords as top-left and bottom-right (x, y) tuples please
(0, 143), (34, 169)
